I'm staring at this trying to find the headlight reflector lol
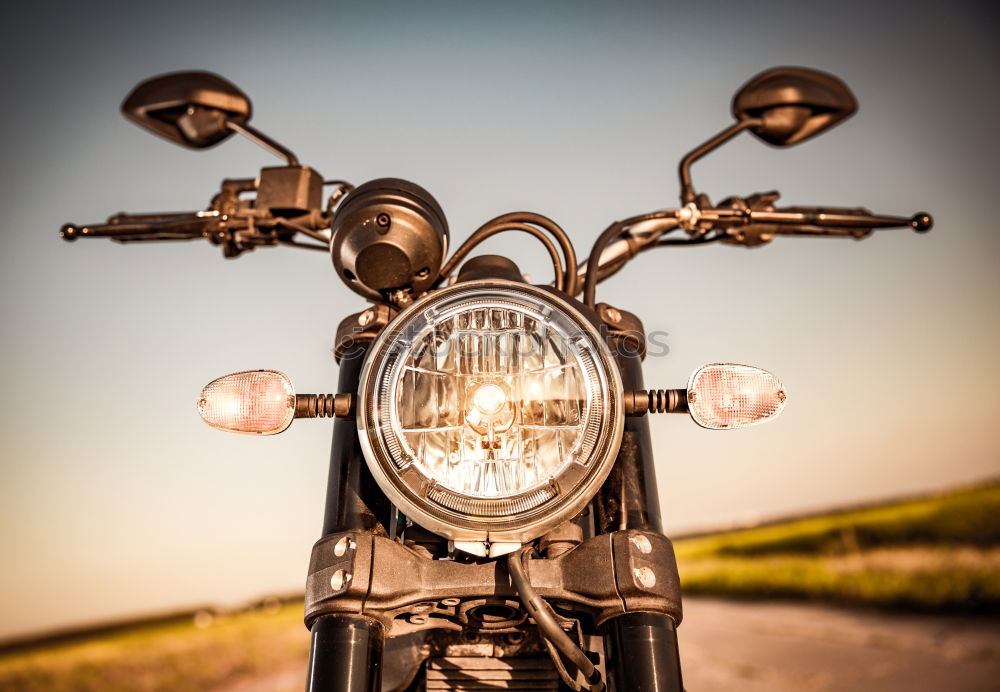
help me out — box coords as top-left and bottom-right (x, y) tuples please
(357, 281), (624, 548)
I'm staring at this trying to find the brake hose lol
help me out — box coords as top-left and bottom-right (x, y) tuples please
(438, 221), (566, 291)
(506, 548), (603, 691)
(437, 212), (576, 294)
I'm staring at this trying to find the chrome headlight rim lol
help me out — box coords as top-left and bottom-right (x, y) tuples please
(356, 279), (624, 546)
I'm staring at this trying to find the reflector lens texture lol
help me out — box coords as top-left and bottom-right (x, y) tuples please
(358, 283), (624, 543)
(395, 305), (590, 499)
(198, 370), (295, 435)
(688, 363), (785, 429)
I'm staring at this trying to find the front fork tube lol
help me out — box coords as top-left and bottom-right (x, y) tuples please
(308, 345), (388, 692)
(594, 349), (684, 692)
(306, 616), (384, 692)
(603, 613), (684, 692)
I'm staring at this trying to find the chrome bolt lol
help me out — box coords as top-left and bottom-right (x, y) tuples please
(605, 307), (622, 323)
(441, 597), (460, 607)
(333, 536), (355, 557)
(330, 569), (352, 591)
(358, 310), (374, 327)
(634, 566), (656, 588)
(409, 615), (428, 625)
(630, 534), (653, 554)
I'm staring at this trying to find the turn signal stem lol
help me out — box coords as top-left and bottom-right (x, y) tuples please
(295, 393), (355, 420)
(624, 389), (688, 416)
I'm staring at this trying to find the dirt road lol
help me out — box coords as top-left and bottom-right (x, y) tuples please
(679, 598), (1000, 691)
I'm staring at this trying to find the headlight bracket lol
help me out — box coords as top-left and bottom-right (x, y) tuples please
(304, 528), (682, 637)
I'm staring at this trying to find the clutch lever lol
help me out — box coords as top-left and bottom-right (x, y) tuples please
(701, 204), (932, 246)
(751, 207), (933, 233)
(60, 213), (215, 242)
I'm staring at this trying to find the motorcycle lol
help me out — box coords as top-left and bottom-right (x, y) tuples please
(61, 66), (932, 691)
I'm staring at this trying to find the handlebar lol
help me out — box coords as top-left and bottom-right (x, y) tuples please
(63, 187), (932, 303)
(580, 201), (933, 303)
(61, 207), (332, 257)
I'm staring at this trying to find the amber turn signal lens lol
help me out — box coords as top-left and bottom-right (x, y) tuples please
(197, 370), (295, 435)
(687, 363), (786, 430)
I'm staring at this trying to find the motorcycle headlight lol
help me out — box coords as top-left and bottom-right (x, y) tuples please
(357, 281), (624, 555)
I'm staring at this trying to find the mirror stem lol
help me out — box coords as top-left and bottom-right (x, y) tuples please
(678, 118), (761, 206)
(225, 120), (301, 166)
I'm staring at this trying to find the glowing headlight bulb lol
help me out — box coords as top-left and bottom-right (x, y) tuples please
(472, 383), (506, 415)
(466, 382), (516, 444)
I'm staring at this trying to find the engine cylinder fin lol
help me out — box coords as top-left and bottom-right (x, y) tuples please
(426, 656), (558, 690)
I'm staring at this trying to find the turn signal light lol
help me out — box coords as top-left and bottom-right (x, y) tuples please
(197, 370), (295, 435)
(687, 363), (786, 430)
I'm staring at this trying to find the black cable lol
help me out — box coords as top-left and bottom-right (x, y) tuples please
(583, 211), (677, 308)
(323, 179), (356, 191)
(323, 181), (355, 213)
(277, 238), (329, 251)
(438, 221), (565, 291)
(542, 634), (586, 690)
(274, 218), (331, 246)
(484, 213), (578, 296)
(507, 548), (602, 691)
(655, 232), (724, 246)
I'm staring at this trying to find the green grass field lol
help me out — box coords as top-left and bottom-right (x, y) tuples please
(674, 482), (1000, 610)
(0, 603), (309, 692)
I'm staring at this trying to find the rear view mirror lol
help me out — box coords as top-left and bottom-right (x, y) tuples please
(679, 66), (858, 203)
(732, 67), (857, 146)
(121, 71), (252, 149)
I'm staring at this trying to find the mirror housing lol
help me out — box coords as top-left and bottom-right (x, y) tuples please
(121, 71), (252, 149)
(733, 66), (857, 146)
(679, 66), (858, 203)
